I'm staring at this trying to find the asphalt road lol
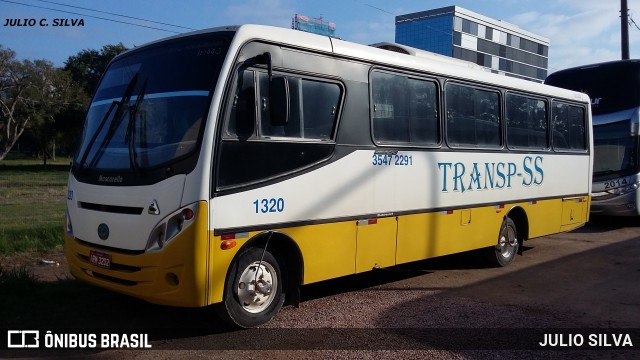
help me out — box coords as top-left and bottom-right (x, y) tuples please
(4, 215), (640, 359)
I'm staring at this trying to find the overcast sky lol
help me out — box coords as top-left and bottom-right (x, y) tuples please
(1, 0), (638, 74)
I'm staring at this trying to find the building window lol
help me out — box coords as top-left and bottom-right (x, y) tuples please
(485, 27), (493, 40)
(460, 18), (479, 35)
(470, 21), (478, 36)
(499, 45), (507, 57)
(477, 24), (486, 38)
(539, 43), (548, 56)
(462, 18), (471, 34)
(453, 31), (462, 46)
(508, 34), (520, 48)
(454, 16), (462, 31)
(498, 31), (507, 45)
(477, 38), (499, 56)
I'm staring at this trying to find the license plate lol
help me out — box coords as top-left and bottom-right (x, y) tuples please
(89, 250), (111, 269)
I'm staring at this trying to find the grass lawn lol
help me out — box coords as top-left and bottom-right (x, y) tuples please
(0, 153), (70, 254)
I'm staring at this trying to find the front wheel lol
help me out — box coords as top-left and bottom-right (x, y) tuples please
(216, 247), (285, 328)
(485, 218), (519, 267)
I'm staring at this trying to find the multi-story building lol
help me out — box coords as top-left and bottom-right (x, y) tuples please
(395, 6), (549, 82)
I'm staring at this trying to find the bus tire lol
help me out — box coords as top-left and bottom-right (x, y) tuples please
(216, 247), (285, 328)
(486, 218), (518, 267)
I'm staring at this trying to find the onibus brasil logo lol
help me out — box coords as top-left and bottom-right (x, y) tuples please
(7, 330), (152, 349)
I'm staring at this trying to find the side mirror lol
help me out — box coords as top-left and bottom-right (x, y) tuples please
(269, 76), (289, 126)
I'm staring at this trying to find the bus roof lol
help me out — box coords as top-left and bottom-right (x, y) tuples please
(119, 24), (591, 104)
(547, 59), (640, 78)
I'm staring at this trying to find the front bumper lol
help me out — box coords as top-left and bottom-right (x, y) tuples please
(64, 202), (210, 307)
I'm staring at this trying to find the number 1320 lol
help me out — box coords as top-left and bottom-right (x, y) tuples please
(253, 198), (285, 213)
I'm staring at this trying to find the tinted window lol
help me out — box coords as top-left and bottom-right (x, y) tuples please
(446, 83), (501, 147)
(506, 94), (548, 149)
(227, 70), (256, 139)
(545, 62), (640, 115)
(219, 68), (340, 189)
(552, 101), (586, 151)
(371, 71), (439, 145)
(74, 33), (230, 185)
(593, 120), (637, 176)
(226, 70), (341, 141)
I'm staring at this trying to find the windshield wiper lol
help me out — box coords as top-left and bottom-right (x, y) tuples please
(81, 73), (139, 170)
(126, 78), (148, 175)
(77, 100), (118, 171)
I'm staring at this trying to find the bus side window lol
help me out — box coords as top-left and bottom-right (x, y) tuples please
(257, 72), (340, 140)
(446, 83), (501, 148)
(552, 101), (586, 151)
(506, 94), (548, 149)
(258, 72), (285, 137)
(226, 70), (256, 139)
(300, 78), (340, 140)
(371, 71), (438, 146)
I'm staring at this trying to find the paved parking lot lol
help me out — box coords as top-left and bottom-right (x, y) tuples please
(4, 216), (639, 359)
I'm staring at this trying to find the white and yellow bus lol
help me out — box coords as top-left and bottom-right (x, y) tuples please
(65, 25), (592, 328)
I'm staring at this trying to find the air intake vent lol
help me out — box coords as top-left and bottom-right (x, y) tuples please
(80, 202), (144, 215)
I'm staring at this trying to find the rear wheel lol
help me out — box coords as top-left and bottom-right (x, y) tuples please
(216, 247), (285, 328)
(486, 218), (518, 267)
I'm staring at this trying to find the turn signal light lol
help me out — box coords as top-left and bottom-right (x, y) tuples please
(221, 240), (237, 250)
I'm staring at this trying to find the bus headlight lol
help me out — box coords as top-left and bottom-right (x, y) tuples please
(607, 183), (639, 196)
(146, 203), (197, 252)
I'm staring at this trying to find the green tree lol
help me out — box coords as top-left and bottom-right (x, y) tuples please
(26, 64), (86, 164)
(64, 43), (128, 95)
(0, 46), (28, 160)
(0, 46), (84, 162)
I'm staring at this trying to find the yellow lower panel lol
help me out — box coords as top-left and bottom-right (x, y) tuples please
(208, 231), (254, 305)
(65, 201), (210, 307)
(396, 207), (501, 265)
(208, 221), (357, 304)
(395, 199), (583, 265)
(526, 197), (589, 236)
(281, 221), (357, 284)
(208, 197), (590, 304)
(559, 195), (590, 232)
(525, 199), (563, 238)
(355, 217), (397, 273)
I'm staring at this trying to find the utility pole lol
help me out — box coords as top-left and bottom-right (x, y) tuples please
(622, 0), (630, 59)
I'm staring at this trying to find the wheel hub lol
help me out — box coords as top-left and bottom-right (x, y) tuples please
(498, 227), (517, 258)
(237, 261), (277, 313)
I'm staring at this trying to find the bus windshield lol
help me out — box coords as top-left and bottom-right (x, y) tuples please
(593, 120), (638, 178)
(74, 33), (230, 184)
